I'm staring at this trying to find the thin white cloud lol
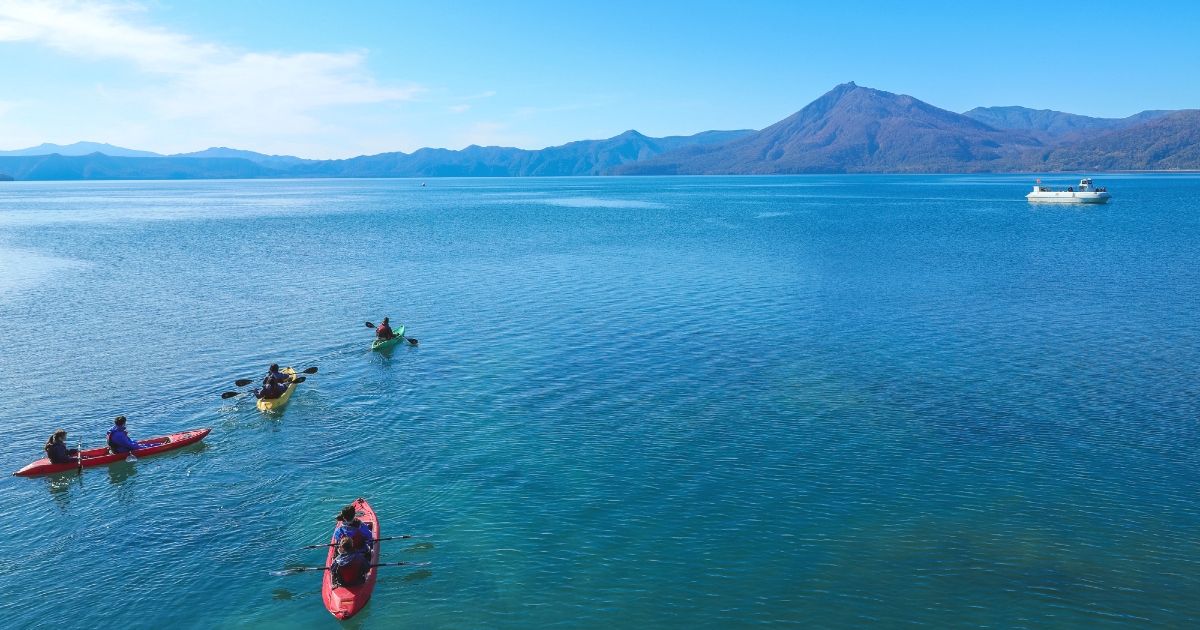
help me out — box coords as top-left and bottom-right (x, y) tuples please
(0, 0), (422, 148)
(449, 104), (471, 113)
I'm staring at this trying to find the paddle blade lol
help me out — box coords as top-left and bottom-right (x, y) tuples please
(301, 366), (318, 374)
(407, 337), (419, 346)
(291, 376), (306, 384)
(365, 321), (376, 329)
(221, 391), (241, 399)
(234, 378), (254, 387)
(125, 453), (138, 463)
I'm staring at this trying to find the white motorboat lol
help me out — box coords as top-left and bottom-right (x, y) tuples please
(1026, 178), (1111, 204)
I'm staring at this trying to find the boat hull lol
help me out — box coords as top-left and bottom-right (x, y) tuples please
(370, 325), (405, 351)
(1026, 192), (1111, 204)
(13, 428), (211, 476)
(322, 498), (380, 620)
(256, 367), (297, 412)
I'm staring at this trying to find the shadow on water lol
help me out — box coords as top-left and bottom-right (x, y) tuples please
(401, 569), (433, 583)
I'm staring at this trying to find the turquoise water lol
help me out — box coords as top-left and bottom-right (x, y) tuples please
(1, 175), (1197, 628)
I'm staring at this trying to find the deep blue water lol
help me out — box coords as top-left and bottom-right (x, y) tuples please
(0, 175), (1197, 628)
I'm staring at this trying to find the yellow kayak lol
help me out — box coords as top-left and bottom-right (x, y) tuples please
(257, 367), (298, 412)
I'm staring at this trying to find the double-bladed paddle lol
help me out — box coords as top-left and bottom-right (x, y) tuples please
(365, 321), (418, 346)
(221, 376), (307, 399)
(296, 535), (422, 550)
(270, 561), (429, 577)
(233, 366), (318, 388)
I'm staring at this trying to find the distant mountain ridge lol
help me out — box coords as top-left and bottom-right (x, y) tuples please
(962, 106), (1173, 138)
(620, 83), (1046, 174)
(1, 84), (1196, 179)
(0, 141), (163, 158)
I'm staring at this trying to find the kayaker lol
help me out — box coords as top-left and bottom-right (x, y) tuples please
(334, 504), (375, 554)
(263, 363), (290, 386)
(254, 375), (287, 400)
(106, 416), (142, 454)
(330, 537), (369, 588)
(44, 429), (79, 464)
(375, 318), (395, 340)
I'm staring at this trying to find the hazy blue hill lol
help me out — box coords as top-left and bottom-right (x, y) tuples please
(0, 153), (276, 180)
(173, 147), (311, 167)
(0, 172), (13, 181)
(283, 129), (755, 177)
(963, 106), (1175, 138)
(0, 141), (163, 158)
(621, 83), (1043, 174)
(1029, 110), (1200, 170)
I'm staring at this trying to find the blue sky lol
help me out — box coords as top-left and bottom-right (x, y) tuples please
(1, 0), (1196, 158)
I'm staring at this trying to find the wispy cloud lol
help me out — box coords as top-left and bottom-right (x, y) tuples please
(449, 104), (471, 113)
(0, 0), (422, 150)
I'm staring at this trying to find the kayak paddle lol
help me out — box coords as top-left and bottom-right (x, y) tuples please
(234, 366), (318, 387)
(223, 373), (312, 399)
(270, 561), (429, 576)
(297, 535), (422, 550)
(365, 321), (419, 346)
(76, 440), (83, 476)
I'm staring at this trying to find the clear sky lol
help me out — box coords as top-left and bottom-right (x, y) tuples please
(1, 0), (1196, 158)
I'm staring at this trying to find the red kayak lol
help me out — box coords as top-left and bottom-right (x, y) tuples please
(322, 497), (380, 620)
(12, 428), (211, 477)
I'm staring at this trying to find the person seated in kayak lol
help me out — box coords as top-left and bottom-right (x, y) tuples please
(375, 318), (395, 340)
(263, 363), (291, 386)
(254, 375), (289, 400)
(44, 429), (79, 464)
(334, 504), (375, 556)
(106, 416), (142, 454)
(330, 537), (369, 588)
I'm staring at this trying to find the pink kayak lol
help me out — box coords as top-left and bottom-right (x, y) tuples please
(12, 428), (211, 477)
(321, 497), (380, 619)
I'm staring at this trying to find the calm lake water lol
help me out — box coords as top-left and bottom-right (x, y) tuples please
(0, 175), (1197, 628)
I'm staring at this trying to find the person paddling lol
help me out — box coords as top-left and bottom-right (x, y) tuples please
(254, 375), (288, 400)
(334, 504), (375, 557)
(330, 537), (369, 588)
(375, 318), (395, 341)
(106, 416), (142, 454)
(44, 429), (79, 464)
(264, 363), (291, 386)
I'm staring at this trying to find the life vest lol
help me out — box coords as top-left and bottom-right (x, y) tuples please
(336, 519), (371, 551)
(332, 551), (367, 587)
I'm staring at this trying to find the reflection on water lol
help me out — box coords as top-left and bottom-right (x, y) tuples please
(46, 472), (83, 511)
(107, 461), (136, 485)
(0, 245), (87, 299)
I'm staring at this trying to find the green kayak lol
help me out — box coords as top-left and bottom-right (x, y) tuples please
(371, 325), (405, 351)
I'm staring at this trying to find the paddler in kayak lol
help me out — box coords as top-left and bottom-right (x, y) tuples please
(44, 429), (79, 464)
(334, 503), (375, 556)
(263, 363), (292, 385)
(106, 416), (142, 454)
(254, 375), (288, 401)
(375, 318), (396, 341)
(330, 537), (369, 587)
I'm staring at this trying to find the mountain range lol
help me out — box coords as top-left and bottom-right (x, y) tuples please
(0, 83), (1196, 180)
